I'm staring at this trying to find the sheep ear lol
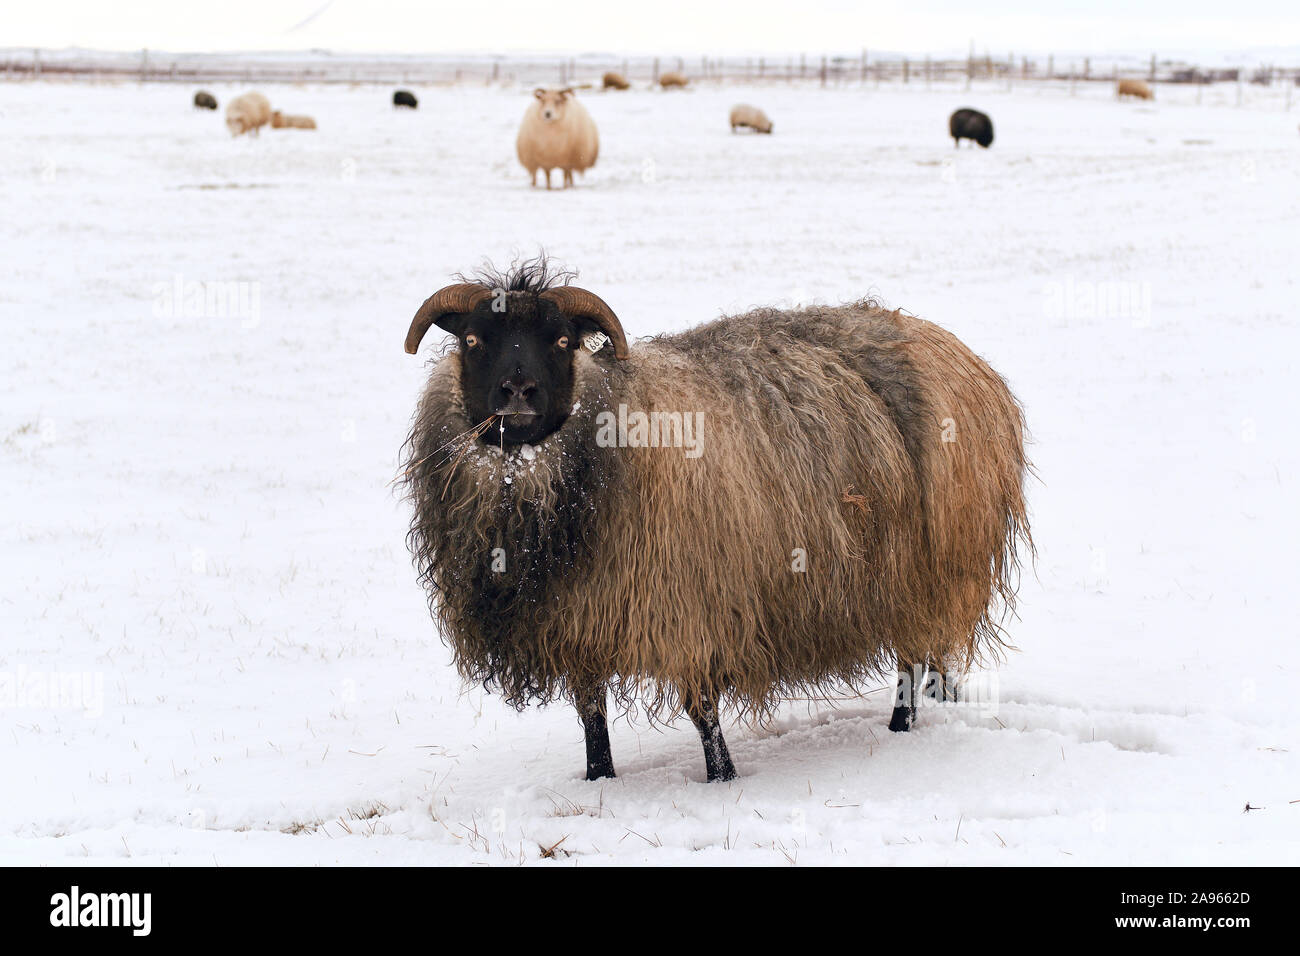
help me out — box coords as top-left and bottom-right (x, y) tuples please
(405, 284), (493, 354)
(560, 88), (574, 98)
(533, 88), (546, 99)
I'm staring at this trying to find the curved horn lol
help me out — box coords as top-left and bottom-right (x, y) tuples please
(540, 286), (630, 360)
(404, 284), (493, 354)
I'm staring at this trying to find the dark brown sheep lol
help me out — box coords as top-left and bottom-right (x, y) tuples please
(401, 259), (1031, 782)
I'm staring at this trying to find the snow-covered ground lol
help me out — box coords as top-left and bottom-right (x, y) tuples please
(2, 76), (1298, 865)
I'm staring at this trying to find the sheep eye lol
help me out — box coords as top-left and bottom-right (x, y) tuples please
(464, 334), (479, 348)
(556, 336), (570, 349)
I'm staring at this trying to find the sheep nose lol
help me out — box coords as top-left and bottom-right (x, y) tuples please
(501, 378), (537, 400)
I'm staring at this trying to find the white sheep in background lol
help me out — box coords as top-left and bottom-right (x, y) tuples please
(271, 111), (317, 130)
(225, 92), (272, 137)
(515, 88), (599, 189)
(729, 104), (773, 134)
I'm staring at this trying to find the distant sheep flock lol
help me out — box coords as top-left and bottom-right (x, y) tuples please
(198, 70), (1169, 182)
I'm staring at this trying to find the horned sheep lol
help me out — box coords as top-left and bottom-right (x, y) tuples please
(400, 258), (1032, 782)
(515, 88), (599, 189)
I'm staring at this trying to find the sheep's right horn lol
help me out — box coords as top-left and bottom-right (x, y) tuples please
(404, 284), (493, 354)
(540, 286), (630, 360)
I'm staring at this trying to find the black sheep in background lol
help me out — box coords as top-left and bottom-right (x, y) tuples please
(949, 108), (994, 148)
(193, 91), (218, 110)
(393, 90), (418, 109)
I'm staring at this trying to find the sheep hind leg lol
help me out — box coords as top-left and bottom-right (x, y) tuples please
(925, 661), (960, 704)
(889, 660), (921, 732)
(685, 693), (736, 782)
(575, 686), (615, 781)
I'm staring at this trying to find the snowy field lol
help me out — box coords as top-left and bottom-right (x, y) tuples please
(2, 76), (1298, 866)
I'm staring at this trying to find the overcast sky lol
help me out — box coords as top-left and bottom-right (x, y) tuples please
(6, 0), (1299, 56)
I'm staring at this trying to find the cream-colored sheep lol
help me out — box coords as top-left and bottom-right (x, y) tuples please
(515, 88), (599, 189)
(271, 111), (317, 130)
(729, 104), (773, 134)
(225, 92), (272, 137)
(1117, 79), (1154, 100)
(659, 71), (689, 89)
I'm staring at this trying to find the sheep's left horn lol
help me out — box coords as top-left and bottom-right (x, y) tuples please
(404, 283), (493, 354)
(540, 286), (630, 360)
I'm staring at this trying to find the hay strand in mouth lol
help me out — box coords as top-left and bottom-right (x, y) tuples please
(440, 415), (498, 501)
(389, 416), (496, 486)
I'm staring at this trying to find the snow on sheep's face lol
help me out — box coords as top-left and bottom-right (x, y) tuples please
(533, 88), (573, 123)
(451, 295), (583, 448)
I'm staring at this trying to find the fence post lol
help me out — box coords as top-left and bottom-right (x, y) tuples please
(861, 48), (867, 83)
(820, 55), (827, 87)
(1149, 53), (1156, 81)
(902, 58), (909, 84)
(1047, 53), (1054, 80)
(33, 47), (40, 79)
(652, 57), (659, 84)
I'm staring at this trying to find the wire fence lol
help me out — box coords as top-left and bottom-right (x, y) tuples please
(4, 47), (1298, 103)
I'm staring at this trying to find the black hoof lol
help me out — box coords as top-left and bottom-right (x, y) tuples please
(888, 706), (914, 733)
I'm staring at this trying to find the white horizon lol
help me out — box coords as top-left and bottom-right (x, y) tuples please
(5, 0), (1299, 59)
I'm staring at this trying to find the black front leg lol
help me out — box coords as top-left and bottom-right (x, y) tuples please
(576, 686), (615, 781)
(889, 660), (919, 732)
(685, 693), (737, 782)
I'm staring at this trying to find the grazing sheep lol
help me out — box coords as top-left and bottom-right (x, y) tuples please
(949, 108), (994, 148)
(400, 257), (1031, 782)
(659, 71), (689, 89)
(270, 111), (317, 130)
(515, 88), (599, 189)
(224, 91), (271, 137)
(393, 90), (418, 108)
(1117, 79), (1154, 100)
(729, 104), (773, 134)
(602, 71), (630, 90)
(193, 91), (217, 110)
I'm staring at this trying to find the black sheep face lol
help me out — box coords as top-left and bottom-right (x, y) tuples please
(439, 294), (587, 447)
